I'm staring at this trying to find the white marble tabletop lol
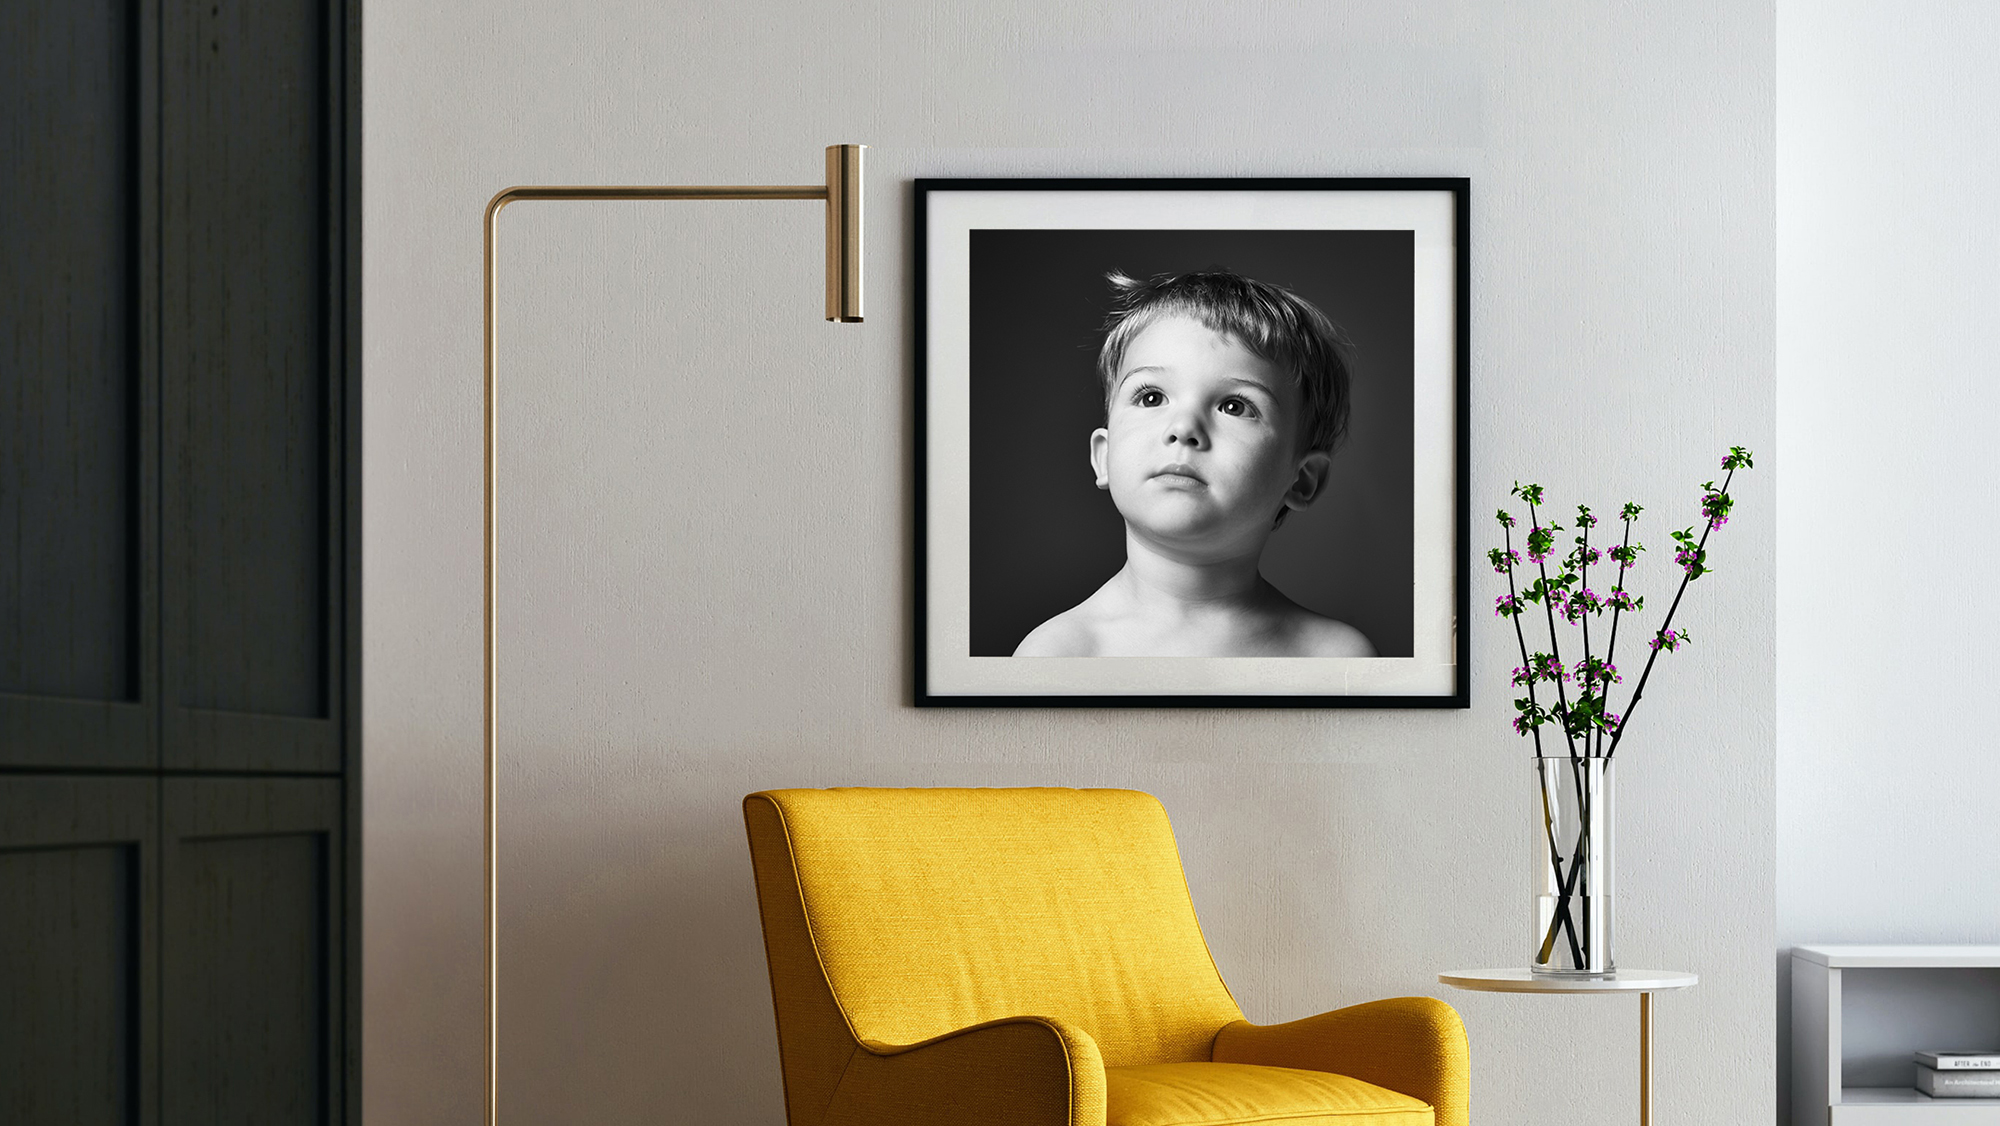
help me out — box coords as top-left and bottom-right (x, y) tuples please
(1438, 968), (1698, 993)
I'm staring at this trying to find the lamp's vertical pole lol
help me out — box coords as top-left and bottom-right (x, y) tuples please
(482, 192), (504, 1126)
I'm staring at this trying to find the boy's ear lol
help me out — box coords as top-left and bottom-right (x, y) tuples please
(1090, 428), (1110, 489)
(1282, 450), (1333, 512)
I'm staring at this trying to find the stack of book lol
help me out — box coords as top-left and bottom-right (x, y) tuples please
(1917, 1050), (2000, 1098)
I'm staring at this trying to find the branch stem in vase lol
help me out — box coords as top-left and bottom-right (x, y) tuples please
(1505, 520), (1587, 966)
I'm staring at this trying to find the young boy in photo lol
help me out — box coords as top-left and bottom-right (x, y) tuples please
(1014, 269), (1377, 658)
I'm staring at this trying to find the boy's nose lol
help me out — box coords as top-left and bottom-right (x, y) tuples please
(1164, 411), (1205, 447)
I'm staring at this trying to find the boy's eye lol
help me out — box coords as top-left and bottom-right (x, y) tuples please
(1134, 387), (1166, 408)
(1217, 396), (1259, 418)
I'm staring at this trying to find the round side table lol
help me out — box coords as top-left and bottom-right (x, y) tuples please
(1439, 968), (1698, 1125)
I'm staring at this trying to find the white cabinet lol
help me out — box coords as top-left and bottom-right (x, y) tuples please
(1794, 946), (2000, 1125)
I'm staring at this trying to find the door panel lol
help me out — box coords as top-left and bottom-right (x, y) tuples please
(160, 0), (342, 772)
(0, 0), (159, 769)
(161, 777), (342, 1125)
(0, 777), (160, 1126)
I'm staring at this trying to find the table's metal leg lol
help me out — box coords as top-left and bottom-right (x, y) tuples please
(1640, 990), (1653, 1126)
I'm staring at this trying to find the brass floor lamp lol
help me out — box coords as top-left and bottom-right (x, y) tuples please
(480, 144), (865, 1125)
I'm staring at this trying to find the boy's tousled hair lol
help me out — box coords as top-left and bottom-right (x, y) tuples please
(1096, 268), (1352, 454)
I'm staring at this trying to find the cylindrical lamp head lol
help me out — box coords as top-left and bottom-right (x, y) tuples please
(825, 144), (864, 323)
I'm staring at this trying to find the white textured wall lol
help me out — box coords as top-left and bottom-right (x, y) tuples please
(364, 2), (1776, 1122)
(1777, 1), (2000, 1119)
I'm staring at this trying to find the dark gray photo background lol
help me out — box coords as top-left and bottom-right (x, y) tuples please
(968, 228), (1416, 657)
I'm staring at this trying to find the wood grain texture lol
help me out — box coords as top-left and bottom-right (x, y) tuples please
(163, 777), (342, 1125)
(0, 1), (138, 702)
(161, 0), (329, 717)
(161, 0), (342, 772)
(0, 0), (161, 772)
(0, 776), (159, 1126)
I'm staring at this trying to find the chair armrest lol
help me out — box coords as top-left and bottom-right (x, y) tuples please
(1211, 997), (1468, 1126)
(820, 1015), (1107, 1126)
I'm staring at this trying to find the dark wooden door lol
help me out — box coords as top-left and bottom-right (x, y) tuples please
(1, 1), (357, 1121)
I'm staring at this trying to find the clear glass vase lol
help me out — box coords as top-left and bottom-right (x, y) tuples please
(1532, 754), (1614, 976)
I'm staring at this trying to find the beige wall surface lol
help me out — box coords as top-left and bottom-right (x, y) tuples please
(1777, 1), (2000, 1120)
(363, 1), (1775, 1122)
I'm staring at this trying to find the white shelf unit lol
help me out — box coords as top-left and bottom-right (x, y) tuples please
(1794, 946), (2000, 1125)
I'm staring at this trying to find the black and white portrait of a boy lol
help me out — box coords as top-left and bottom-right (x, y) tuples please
(967, 229), (1417, 661)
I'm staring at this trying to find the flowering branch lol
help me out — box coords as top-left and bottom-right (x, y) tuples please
(1597, 504), (1641, 757)
(1518, 487), (1583, 760)
(1495, 449), (1751, 759)
(1602, 447), (1754, 761)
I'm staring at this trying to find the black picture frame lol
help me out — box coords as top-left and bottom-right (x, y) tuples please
(914, 177), (1470, 707)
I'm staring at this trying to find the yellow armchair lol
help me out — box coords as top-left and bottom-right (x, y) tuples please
(743, 787), (1468, 1126)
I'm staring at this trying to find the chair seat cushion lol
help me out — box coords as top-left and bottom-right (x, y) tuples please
(1106, 1061), (1434, 1126)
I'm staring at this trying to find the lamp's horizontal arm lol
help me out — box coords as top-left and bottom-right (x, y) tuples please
(482, 144), (863, 322)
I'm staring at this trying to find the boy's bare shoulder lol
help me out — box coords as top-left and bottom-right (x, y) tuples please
(1285, 607), (1378, 658)
(1013, 607), (1100, 656)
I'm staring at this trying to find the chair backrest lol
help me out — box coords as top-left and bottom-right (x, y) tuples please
(744, 787), (1244, 1115)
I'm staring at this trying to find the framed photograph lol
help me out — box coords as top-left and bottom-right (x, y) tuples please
(915, 178), (1469, 707)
